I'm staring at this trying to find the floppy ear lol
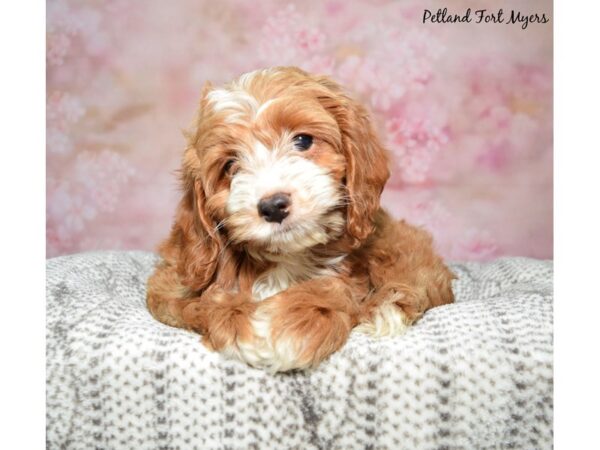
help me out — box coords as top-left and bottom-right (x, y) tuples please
(313, 76), (390, 246)
(159, 161), (222, 292)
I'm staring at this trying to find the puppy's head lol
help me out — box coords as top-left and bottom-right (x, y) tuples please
(171, 67), (389, 289)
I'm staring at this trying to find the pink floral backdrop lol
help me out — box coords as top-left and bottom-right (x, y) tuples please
(46, 0), (553, 260)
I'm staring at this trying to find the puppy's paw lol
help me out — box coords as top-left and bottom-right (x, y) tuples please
(181, 288), (257, 351)
(234, 298), (353, 372)
(354, 302), (410, 337)
(234, 306), (307, 372)
(356, 283), (416, 337)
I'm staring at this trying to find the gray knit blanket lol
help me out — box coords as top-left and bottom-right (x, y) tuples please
(46, 251), (553, 449)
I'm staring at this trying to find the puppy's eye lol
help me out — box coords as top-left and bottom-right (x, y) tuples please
(292, 134), (313, 151)
(223, 159), (236, 175)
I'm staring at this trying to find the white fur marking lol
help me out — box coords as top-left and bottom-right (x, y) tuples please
(225, 306), (309, 373)
(226, 140), (344, 252)
(255, 99), (275, 118)
(355, 299), (410, 337)
(252, 254), (347, 301)
(207, 89), (258, 113)
(207, 69), (280, 123)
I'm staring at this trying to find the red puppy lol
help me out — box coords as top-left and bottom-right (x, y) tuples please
(147, 67), (455, 372)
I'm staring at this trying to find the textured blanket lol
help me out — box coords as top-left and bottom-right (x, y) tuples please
(46, 251), (553, 449)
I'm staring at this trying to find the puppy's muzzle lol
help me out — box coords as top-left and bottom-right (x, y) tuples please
(258, 192), (290, 224)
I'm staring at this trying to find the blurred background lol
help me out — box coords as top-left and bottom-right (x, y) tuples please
(46, 0), (552, 260)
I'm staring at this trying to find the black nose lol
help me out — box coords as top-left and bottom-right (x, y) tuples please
(258, 193), (291, 223)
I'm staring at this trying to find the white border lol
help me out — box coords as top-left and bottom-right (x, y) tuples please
(555, 0), (600, 447)
(1, 0), (599, 447)
(0, 1), (46, 449)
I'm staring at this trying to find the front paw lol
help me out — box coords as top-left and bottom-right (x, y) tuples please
(354, 303), (410, 337)
(235, 298), (353, 372)
(355, 283), (416, 337)
(181, 287), (256, 351)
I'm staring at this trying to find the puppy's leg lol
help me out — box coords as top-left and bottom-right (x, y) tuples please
(235, 277), (360, 372)
(147, 263), (256, 352)
(357, 211), (455, 337)
(146, 262), (201, 328)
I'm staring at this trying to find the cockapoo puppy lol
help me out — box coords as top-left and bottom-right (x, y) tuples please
(147, 67), (455, 372)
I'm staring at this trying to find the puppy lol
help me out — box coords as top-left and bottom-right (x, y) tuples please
(147, 67), (455, 372)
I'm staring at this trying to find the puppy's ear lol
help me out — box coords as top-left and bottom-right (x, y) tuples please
(314, 76), (390, 246)
(160, 159), (222, 292)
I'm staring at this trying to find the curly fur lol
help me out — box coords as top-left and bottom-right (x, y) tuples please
(147, 67), (455, 372)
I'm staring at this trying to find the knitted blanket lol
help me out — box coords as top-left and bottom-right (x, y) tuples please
(46, 251), (553, 449)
